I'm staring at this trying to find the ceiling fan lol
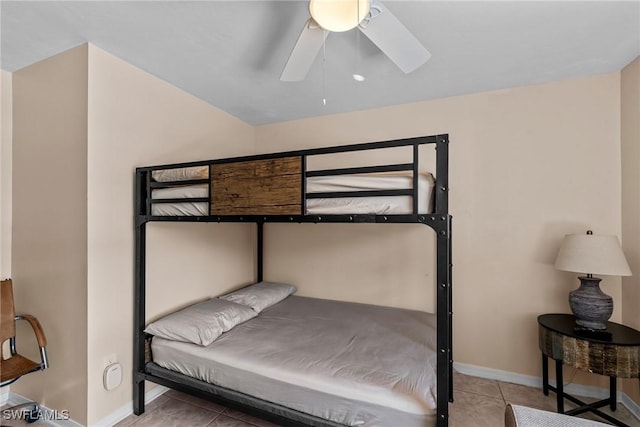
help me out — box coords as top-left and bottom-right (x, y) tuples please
(280, 0), (432, 82)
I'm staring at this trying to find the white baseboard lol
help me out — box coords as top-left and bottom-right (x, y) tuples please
(621, 392), (640, 422)
(454, 362), (543, 389)
(454, 362), (640, 417)
(92, 385), (169, 427)
(3, 392), (84, 427)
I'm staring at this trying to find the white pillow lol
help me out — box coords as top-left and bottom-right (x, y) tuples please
(144, 298), (257, 346)
(219, 281), (297, 313)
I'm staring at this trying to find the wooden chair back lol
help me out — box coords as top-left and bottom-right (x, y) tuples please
(1, 279), (16, 343)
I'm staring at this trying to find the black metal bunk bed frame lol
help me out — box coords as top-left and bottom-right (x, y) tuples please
(133, 134), (453, 426)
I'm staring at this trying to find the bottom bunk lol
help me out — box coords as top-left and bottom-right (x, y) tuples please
(142, 286), (438, 427)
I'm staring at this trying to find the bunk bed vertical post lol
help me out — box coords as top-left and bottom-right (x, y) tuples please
(436, 229), (452, 426)
(448, 216), (454, 403)
(144, 169), (152, 217)
(412, 142), (419, 215)
(301, 155), (307, 215)
(133, 169), (147, 415)
(435, 134), (452, 426)
(257, 222), (264, 282)
(435, 134), (449, 214)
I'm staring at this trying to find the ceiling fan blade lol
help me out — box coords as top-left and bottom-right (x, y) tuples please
(280, 19), (328, 82)
(358, 2), (431, 74)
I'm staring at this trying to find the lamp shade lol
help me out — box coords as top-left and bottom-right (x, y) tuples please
(309, 0), (371, 32)
(555, 233), (632, 276)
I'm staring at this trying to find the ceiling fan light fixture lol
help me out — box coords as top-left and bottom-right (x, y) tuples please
(309, 0), (371, 32)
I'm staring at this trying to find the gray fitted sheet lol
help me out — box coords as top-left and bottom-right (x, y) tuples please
(151, 296), (437, 427)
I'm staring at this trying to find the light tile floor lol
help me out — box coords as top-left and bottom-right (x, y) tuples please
(450, 373), (640, 427)
(118, 373), (640, 427)
(112, 372), (640, 427)
(3, 373), (639, 426)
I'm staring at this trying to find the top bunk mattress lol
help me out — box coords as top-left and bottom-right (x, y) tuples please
(150, 172), (435, 216)
(150, 295), (437, 427)
(306, 172), (434, 215)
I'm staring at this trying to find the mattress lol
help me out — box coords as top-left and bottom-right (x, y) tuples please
(306, 173), (434, 215)
(151, 296), (437, 427)
(150, 173), (434, 216)
(151, 166), (209, 182)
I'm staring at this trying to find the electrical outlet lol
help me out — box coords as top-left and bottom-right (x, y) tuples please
(103, 353), (117, 368)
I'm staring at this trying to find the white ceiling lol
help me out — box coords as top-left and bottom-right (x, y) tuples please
(1, 1), (639, 125)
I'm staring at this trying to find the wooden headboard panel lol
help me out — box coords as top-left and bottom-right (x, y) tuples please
(210, 156), (302, 215)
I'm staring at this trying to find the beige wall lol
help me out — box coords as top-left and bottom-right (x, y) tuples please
(12, 46), (89, 423)
(621, 56), (640, 404)
(1, 70), (12, 279)
(85, 46), (256, 425)
(256, 73), (623, 390)
(7, 43), (256, 425)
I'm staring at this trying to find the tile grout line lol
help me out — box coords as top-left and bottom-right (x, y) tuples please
(166, 394), (226, 415)
(205, 411), (222, 427)
(453, 376), (506, 402)
(155, 394), (226, 427)
(497, 380), (507, 404)
(456, 388), (505, 401)
(166, 396), (266, 427)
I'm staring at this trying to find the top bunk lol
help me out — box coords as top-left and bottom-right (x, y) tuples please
(135, 134), (449, 229)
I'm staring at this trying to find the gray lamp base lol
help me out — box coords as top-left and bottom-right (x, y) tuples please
(569, 276), (612, 331)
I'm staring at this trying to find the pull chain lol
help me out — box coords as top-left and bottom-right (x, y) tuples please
(322, 29), (327, 106)
(353, 0), (365, 82)
(355, 23), (361, 78)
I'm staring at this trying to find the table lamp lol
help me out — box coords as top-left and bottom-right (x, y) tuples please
(555, 230), (631, 332)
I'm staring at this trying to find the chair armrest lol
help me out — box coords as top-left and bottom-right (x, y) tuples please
(16, 314), (47, 347)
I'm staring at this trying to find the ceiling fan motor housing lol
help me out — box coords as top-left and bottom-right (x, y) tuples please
(309, 0), (371, 32)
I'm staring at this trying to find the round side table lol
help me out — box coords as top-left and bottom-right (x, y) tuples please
(538, 313), (640, 427)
